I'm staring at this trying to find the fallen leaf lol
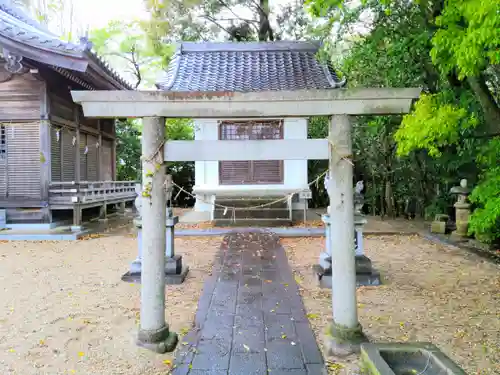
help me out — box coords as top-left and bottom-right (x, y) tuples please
(306, 313), (319, 319)
(243, 344), (250, 352)
(163, 359), (172, 365)
(78, 352), (85, 357)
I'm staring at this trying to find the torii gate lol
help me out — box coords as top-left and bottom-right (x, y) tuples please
(71, 87), (421, 355)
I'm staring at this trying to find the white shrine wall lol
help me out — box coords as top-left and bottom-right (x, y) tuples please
(192, 118), (310, 217)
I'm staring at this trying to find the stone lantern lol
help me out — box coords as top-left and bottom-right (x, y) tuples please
(122, 175), (188, 284)
(315, 179), (380, 288)
(449, 179), (472, 240)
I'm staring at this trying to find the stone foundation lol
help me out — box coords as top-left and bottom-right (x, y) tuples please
(315, 255), (381, 288)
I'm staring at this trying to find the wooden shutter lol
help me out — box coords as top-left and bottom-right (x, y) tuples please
(86, 134), (98, 181)
(51, 126), (62, 182)
(7, 122), (41, 199)
(219, 120), (283, 185)
(62, 128), (75, 182)
(79, 133), (87, 181)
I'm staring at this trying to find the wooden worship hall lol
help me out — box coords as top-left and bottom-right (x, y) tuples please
(0, 2), (135, 228)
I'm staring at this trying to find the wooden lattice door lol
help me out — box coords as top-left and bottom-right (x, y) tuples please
(219, 120), (284, 185)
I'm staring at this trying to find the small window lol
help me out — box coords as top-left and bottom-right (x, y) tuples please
(0, 125), (5, 159)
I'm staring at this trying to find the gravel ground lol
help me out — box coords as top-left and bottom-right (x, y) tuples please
(0, 234), (221, 375)
(283, 235), (500, 375)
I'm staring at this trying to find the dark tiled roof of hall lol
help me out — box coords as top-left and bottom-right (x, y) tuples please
(156, 41), (346, 92)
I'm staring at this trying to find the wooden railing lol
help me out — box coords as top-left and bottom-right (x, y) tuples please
(49, 181), (137, 206)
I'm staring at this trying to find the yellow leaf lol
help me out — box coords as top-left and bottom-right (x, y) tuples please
(306, 313), (319, 319)
(8, 348), (15, 353)
(163, 359), (172, 365)
(39, 339), (45, 346)
(188, 364), (193, 369)
(78, 352), (85, 357)
(281, 334), (287, 339)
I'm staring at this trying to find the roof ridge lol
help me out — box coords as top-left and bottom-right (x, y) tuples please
(179, 40), (322, 54)
(0, 1), (133, 89)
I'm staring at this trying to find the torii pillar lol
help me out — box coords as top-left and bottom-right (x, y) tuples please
(136, 117), (178, 353)
(325, 114), (365, 355)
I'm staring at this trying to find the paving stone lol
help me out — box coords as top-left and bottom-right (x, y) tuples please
(267, 370), (308, 375)
(306, 363), (328, 375)
(229, 352), (267, 375)
(188, 370), (228, 375)
(173, 231), (325, 375)
(190, 338), (231, 371)
(295, 321), (324, 364)
(264, 313), (297, 341)
(266, 340), (305, 369)
(233, 326), (266, 353)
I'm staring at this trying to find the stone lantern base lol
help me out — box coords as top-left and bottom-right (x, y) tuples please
(121, 217), (189, 285)
(315, 255), (381, 288)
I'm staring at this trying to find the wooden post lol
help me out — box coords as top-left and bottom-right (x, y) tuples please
(112, 119), (117, 180)
(39, 83), (51, 223)
(74, 107), (80, 183)
(137, 117), (178, 353)
(97, 119), (102, 180)
(325, 115), (365, 356)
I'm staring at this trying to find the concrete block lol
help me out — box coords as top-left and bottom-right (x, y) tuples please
(430, 221), (446, 234)
(361, 342), (467, 375)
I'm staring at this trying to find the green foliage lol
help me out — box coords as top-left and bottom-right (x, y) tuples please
(89, 20), (174, 88)
(116, 120), (142, 182)
(468, 138), (500, 243)
(395, 92), (479, 157)
(431, 0), (500, 79)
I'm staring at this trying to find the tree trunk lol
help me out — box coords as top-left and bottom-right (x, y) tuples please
(384, 179), (395, 218)
(258, 0), (274, 41)
(467, 74), (500, 135)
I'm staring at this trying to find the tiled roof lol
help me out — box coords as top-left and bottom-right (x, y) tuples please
(156, 41), (346, 92)
(0, 0), (132, 89)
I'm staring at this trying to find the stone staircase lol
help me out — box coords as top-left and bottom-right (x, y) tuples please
(213, 196), (292, 227)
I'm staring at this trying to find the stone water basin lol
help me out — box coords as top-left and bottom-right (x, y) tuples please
(361, 342), (467, 375)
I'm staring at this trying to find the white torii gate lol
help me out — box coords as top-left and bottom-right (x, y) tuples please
(71, 87), (421, 355)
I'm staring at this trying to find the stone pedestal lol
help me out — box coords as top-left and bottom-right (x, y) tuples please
(450, 201), (470, 241)
(122, 216), (189, 284)
(314, 212), (380, 288)
(449, 179), (472, 242)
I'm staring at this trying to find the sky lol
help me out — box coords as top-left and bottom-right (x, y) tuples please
(70, 0), (148, 29)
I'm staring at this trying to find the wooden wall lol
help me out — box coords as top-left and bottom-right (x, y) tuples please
(0, 66), (43, 121)
(0, 65), (117, 208)
(46, 76), (115, 183)
(0, 66), (43, 202)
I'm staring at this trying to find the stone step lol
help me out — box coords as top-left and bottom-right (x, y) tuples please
(213, 208), (290, 220)
(214, 218), (292, 227)
(215, 198), (288, 210)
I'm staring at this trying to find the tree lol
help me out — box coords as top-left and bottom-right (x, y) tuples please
(142, 0), (314, 43)
(90, 20), (173, 89)
(306, 0), (500, 241)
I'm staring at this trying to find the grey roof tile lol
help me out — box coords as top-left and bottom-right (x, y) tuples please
(156, 41), (345, 92)
(0, 0), (132, 89)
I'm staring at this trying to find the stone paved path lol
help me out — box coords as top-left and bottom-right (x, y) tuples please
(171, 230), (325, 375)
